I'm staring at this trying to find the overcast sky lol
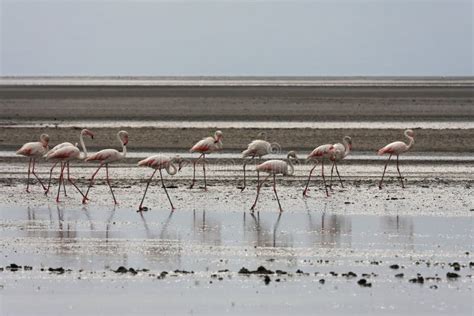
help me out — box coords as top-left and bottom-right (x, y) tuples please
(1, 0), (472, 76)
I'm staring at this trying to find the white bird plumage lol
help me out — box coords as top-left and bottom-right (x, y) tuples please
(189, 130), (223, 190)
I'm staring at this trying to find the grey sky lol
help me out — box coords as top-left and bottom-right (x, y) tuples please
(1, 0), (472, 76)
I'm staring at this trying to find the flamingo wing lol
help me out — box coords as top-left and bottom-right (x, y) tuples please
(378, 141), (407, 155)
(138, 155), (170, 168)
(308, 144), (333, 159)
(47, 145), (79, 160)
(16, 142), (46, 157)
(86, 149), (119, 162)
(190, 137), (214, 153)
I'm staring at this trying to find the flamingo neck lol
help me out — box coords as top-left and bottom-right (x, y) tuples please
(287, 156), (295, 175)
(405, 134), (414, 150)
(79, 132), (88, 159)
(166, 163), (178, 175)
(343, 140), (351, 157)
(118, 133), (127, 158)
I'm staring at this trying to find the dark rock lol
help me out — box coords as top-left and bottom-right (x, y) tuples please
(239, 267), (251, 274)
(128, 268), (137, 275)
(395, 273), (404, 278)
(449, 262), (461, 271)
(174, 269), (194, 274)
(24, 266), (33, 271)
(409, 276), (424, 284)
(48, 267), (65, 274)
(218, 269), (229, 273)
(6, 264), (21, 271)
(342, 272), (357, 278)
(447, 272), (460, 279)
(429, 285), (438, 289)
(319, 279), (325, 284)
(115, 266), (128, 273)
(255, 266), (274, 274)
(296, 269), (305, 274)
(263, 275), (271, 285)
(390, 264), (400, 269)
(357, 278), (372, 287)
(329, 271), (338, 276)
(275, 270), (287, 275)
(469, 262), (474, 268)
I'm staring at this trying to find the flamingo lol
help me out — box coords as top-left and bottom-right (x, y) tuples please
(82, 130), (129, 204)
(189, 130), (223, 190)
(45, 129), (94, 196)
(303, 144), (334, 197)
(250, 151), (298, 212)
(137, 155), (185, 211)
(378, 129), (415, 189)
(240, 132), (280, 191)
(45, 129), (94, 202)
(16, 133), (50, 192)
(329, 136), (352, 189)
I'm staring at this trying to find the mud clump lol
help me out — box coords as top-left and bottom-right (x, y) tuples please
(5, 264), (21, 272)
(239, 266), (274, 275)
(264, 275), (271, 285)
(409, 276), (424, 284)
(48, 267), (66, 274)
(389, 264), (400, 269)
(395, 273), (404, 278)
(342, 272), (357, 278)
(446, 272), (460, 279)
(174, 269), (194, 274)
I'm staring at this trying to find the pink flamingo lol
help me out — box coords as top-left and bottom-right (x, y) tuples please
(45, 129), (94, 196)
(189, 130), (223, 190)
(16, 133), (50, 192)
(240, 132), (280, 191)
(378, 129), (415, 189)
(82, 131), (129, 204)
(137, 155), (185, 211)
(250, 151), (298, 212)
(303, 144), (334, 197)
(329, 136), (352, 189)
(45, 129), (94, 202)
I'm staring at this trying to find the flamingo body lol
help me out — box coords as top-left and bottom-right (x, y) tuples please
(378, 129), (415, 189)
(308, 144), (334, 160)
(189, 130), (223, 190)
(16, 134), (50, 192)
(242, 140), (272, 158)
(256, 160), (292, 175)
(137, 154), (183, 211)
(86, 149), (122, 164)
(328, 136), (352, 189)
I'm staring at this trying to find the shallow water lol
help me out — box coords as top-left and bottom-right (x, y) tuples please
(0, 203), (472, 315)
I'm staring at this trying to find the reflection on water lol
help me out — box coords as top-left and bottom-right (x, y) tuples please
(1, 204), (471, 270)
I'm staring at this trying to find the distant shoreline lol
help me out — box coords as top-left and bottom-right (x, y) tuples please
(1, 76), (473, 87)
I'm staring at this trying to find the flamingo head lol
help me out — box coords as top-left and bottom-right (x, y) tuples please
(343, 136), (353, 149)
(82, 129), (95, 139)
(173, 155), (189, 171)
(287, 150), (299, 163)
(119, 130), (129, 145)
(40, 134), (50, 146)
(257, 131), (267, 140)
(405, 129), (414, 138)
(214, 130), (223, 141)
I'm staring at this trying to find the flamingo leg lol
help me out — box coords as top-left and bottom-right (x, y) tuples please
(45, 161), (59, 195)
(272, 174), (283, 212)
(396, 155), (405, 188)
(66, 162), (87, 198)
(160, 169), (175, 210)
(202, 154), (207, 190)
(105, 163), (117, 204)
(250, 174), (270, 212)
(190, 153), (204, 189)
(329, 161), (336, 190)
(334, 161), (344, 188)
(138, 169), (157, 211)
(321, 160), (329, 197)
(26, 158), (32, 193)
(378, 154), (392, 189)
(31, 158), (47, 191)
(82, 164), (104, 203)
(303, 163), (317, 197)
(56, 162), (66, 203)
(62, 167), (67, 197)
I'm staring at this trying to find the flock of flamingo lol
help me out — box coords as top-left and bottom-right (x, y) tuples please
(16, 128), (415, 212)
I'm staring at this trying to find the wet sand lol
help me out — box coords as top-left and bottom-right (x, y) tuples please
(1, 79), (473, 315)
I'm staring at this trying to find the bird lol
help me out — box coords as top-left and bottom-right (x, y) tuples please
(189, 130), (223, 190)
(250, 151), (298, 212)
(45, 129), (94, 196)
(378, 129), (415, 189)
(45, 129), (94, 202)
(82, 130), (129, 204)
(329, 136), (352, 189)
(303, 144), (334, 197)
(137, 154), (186, 211)
(240, 132), (280, 191)
(16, 133), (50, 193)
